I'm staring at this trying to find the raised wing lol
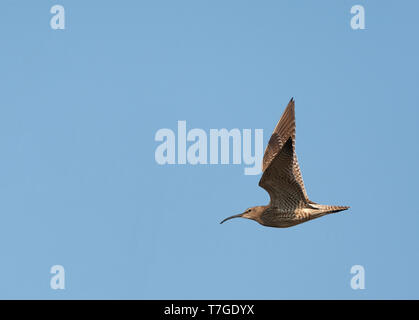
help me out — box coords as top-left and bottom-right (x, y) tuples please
(261, 98), (312, 202)
(259, 138), (308, 209)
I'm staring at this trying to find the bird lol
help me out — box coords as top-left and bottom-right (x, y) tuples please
(220, 98), (349, 228)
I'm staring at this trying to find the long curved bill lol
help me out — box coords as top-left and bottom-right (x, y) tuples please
(220, 213), (243, 224)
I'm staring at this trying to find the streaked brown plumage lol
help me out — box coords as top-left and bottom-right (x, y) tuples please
(220, 98), (349, 228)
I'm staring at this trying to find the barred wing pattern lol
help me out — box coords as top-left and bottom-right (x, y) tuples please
(259, 138), (308, 209)
(261, 98), (311, 202)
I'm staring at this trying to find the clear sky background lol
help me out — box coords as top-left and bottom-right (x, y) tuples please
(0, 1), (418, 299)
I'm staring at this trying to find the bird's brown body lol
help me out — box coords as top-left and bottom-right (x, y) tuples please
(221, 98), (349, 228)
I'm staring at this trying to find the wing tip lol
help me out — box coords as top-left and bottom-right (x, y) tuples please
(288, 97), (295, 107)
(286, 97), (295, 113)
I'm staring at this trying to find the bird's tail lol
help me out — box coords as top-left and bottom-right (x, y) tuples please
(323, 205), (350, 214)
(310, 204), (350, 214)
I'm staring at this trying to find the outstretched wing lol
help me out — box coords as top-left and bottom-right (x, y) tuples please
(261, 98), (312, 202)
(259, 138), (308, 209)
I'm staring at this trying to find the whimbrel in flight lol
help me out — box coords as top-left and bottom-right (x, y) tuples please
(221, 98), (349, 228)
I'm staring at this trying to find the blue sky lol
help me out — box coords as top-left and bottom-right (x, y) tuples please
(0, 1), (418, 299)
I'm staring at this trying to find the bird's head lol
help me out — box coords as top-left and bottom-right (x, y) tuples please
(220, 206), (266, 224)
